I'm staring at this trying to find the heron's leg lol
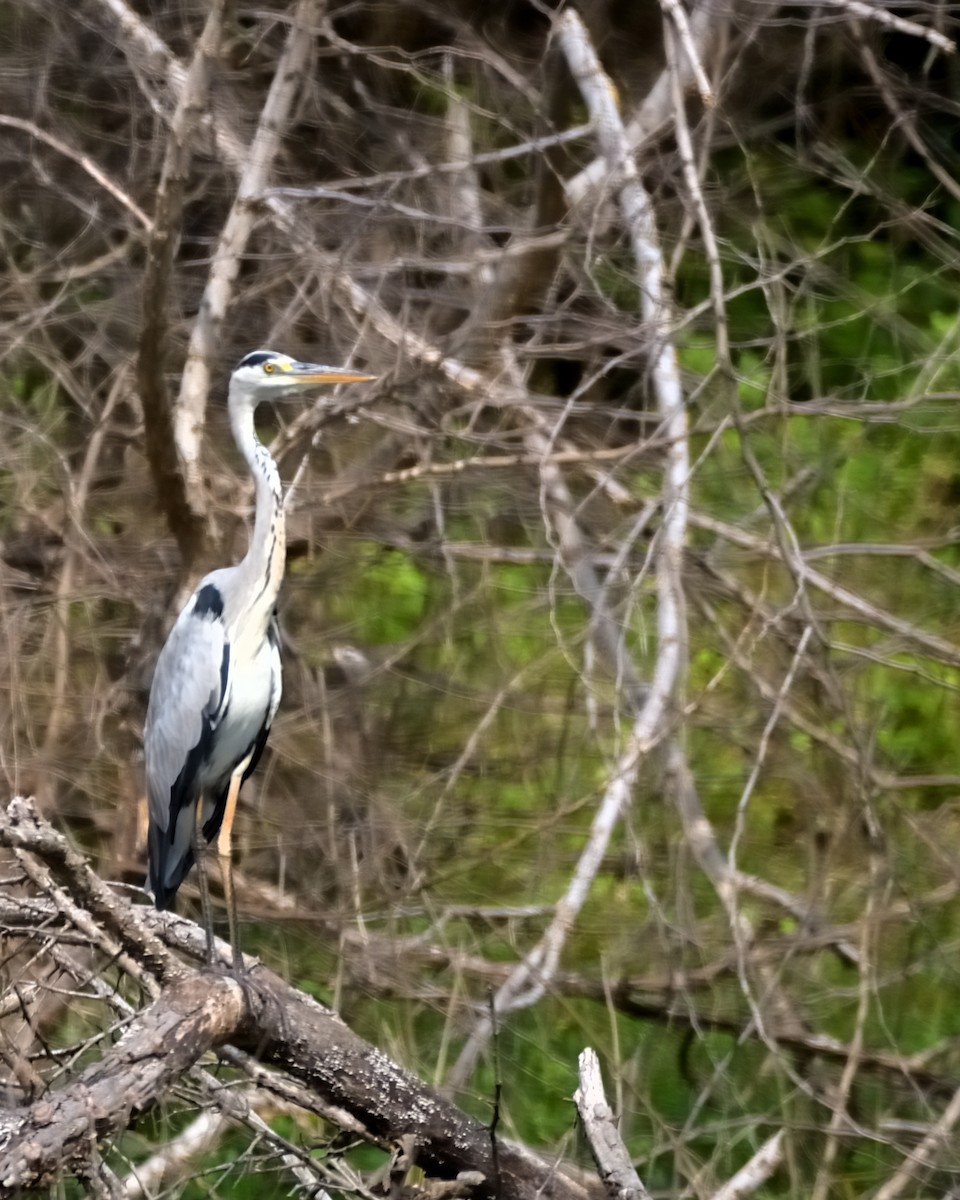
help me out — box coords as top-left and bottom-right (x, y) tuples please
(192, 809), (216, 965)
(217, 768), (245, 973)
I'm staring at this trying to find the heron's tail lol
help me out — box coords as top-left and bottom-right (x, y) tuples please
(148, 821), (195, 911)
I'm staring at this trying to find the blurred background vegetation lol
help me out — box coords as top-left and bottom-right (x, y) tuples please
(3, 0), (960, 1194)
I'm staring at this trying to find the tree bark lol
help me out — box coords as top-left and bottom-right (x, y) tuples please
(0, 974), (246, 1192)
(0, 797), (595, 1200)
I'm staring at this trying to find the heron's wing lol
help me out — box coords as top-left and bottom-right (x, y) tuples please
(144, 601), (230, 836)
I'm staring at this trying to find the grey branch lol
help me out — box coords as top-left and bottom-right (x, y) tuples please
(173, 0), (322, 544)
(825, 0), (955, 53)
(0, 115), (152, 231)
(710, 1131), (785, 1200)
(565, 0), (727, 206)
(445, 6), (691, 1095)
(0, 797), (595, 1200)
(0, 973), (246, 1191)
(137, 0), (225, 570)
(574, 1049), (651, 1200)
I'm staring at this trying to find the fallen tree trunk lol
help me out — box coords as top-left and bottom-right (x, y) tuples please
(0, 974), (246, 1191)
(0, 796), (594, 1200)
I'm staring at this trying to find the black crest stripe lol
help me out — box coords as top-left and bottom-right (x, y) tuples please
(236, 350), (275, 369)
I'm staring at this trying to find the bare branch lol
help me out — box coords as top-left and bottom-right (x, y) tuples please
(873, 1083), (960, 1200)
(529, 424), (648, 709)
(0, 973), (246, 1191)
(565, 0), (728, 205)
(690, 510), (960, 669)
(0, 115), (152, 231)
(84, 0), (189, 98)
(710, 1131), (785, 1200)
(11, 5), (960, 1193)
(810, 861), (877, 1200)
(0, 800), (594, 1200)
(825, 0), (955, 54)
(445, 7), (691, 1094)
(42, 368), (128, 755)
(852, 20), (960, 205)
(121, 1083), (335, 1199)
(574, 1049), (652, 1200)
(0, 798), (174, 985)
(174, 0), (322, 550)
(659, 0), (715, 107)
(121, 1106), (228, 1198)
(137, 0), (226, 570)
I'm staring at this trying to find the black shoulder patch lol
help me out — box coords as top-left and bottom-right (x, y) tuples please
(194, 583), (224, 619)
(206, 640), (231, 726)
(236, 350), (276, 369)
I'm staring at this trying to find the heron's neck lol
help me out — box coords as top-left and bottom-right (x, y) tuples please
(229, 391), (286, 632)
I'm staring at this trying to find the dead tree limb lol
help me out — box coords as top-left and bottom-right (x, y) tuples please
(0, 798), (595, 1200)
(445, 4), (692, 1096)
(137, 0), (225, 571)
(576, 1051), (783, 1200)
(574, 1049), (652, 1200)
(174, 0), (322, 536)
(0, 974), (246, 1192)
(710, 1132), (785, 1200)
(0, 115), (152, 232)
(0, 798), (174, 985)
(565, 0), (728, 206)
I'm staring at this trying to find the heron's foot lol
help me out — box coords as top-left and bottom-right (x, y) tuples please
(198, 945), (252, 976)
(232, 966), (289, 1041)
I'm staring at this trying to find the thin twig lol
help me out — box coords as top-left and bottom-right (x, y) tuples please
(691, 510), (960, 669)
(0, 115), (153, 231)
(852, 20), (960, 205)
(810, 857), (878, 1200)
(529, 423), (648, 710)
(43, 368), (129, 756)
(825, 0), (955, 54)
(873, 1083), (960, 1199)
(659, 0), (715, 107)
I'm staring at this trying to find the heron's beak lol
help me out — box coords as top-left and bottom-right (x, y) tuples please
(288, 362), (376, 385)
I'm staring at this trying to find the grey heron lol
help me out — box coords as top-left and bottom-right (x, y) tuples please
(144, 349), (374, 969)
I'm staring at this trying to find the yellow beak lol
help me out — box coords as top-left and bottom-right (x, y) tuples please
(289, 364), (376, 385)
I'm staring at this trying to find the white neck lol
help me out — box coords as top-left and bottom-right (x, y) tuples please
(228, 381), (286, 633)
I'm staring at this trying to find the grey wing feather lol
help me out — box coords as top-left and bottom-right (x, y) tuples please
(144, 606), (230, 833)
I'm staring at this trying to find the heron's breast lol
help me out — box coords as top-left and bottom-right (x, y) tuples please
(201, 638), (277, 786)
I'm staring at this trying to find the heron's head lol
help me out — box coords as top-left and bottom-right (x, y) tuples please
(230, 349), (375, 403)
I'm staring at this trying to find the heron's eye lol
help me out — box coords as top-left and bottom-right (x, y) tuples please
(264, 363), (275, 374)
